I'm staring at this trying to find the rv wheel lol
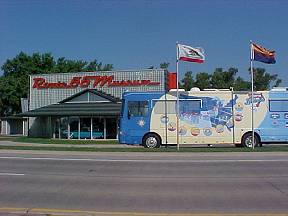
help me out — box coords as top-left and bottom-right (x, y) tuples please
(143, 133), (161, 148)
(241, 133), (260, 148)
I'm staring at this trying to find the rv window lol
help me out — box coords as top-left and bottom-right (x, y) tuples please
(128, 101), (149, 117)
(153, 101), (176, 114)
(269, 100), (288, 112)
(179, 100), (201, 114)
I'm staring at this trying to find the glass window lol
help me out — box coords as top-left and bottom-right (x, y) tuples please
(269, 100), (288, 112)
(128, 101), (149, 117)
(69, 117), (79, 139)
(59, 117), (68, 139)
(153, 100), (176, 114)
(106, 118), (117, 139)
(179, 100), (201, 114)
(92, 118), (104, 139)
(54, 118), (60, 138)
(80, 118), (91, 139)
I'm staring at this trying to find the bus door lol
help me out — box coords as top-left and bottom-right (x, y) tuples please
(259, 99), (288, 142)
(126, 101), (150, 143)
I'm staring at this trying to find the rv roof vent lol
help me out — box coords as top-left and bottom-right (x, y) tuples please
(169, 89), (185, 92)
(203, 89), (219, 91)
(271, 87), (288, 91)
(204, 88), (231, 91)
(190, 87), (201, 91)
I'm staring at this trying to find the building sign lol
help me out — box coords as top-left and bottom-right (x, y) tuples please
(32, 75), (160, 89)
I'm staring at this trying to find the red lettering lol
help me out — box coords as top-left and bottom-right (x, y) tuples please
(148, 81), (160, 85)
(80, 76), (91, 88)
(33, 78), (45, 88)
(100, 76), (113, 87)
(141, 80), (151, 85)
(92, 76), (102, 87)
(41, 82), (50, 88)
(32, 75), (160, 89)
(93, 75), (114, 87)
(57, 82), (68, 88)
(68, 77), (81, 88)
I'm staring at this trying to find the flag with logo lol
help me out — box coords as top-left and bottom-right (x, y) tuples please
(251, 42), (276, 64)
(178, 44), (205, 63)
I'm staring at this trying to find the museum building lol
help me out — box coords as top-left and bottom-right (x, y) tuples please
(18, 69), (176, 140)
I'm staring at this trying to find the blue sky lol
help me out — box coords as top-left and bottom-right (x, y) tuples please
(1, 0), (288, 85)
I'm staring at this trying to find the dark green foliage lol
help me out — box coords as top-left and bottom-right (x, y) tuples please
(180, 67), (280, 91)
(0, 52), (113, 116)
(252, 68), (281, 90)
(234, 77), (251, 91)
(180, 71), (194, 91)
(148, 62), (170, 70)
(160, 62), (170, 69)
(194, 72), (212, 90)
(211, 68), (237, 89)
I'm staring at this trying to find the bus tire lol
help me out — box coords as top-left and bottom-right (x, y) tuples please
(241, 133), (260, 148)
(142, 133), (161, 148)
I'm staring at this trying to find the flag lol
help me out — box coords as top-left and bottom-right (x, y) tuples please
(178, 44), (205, 63)
(252, 42), (276, 64)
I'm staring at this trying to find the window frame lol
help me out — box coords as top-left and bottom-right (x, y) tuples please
(127, 100), (149, 117)
(269, 99), (288, 112)
(152, 99), (202, 114)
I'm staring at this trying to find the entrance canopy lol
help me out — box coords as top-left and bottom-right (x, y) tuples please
(19, 102), (121, 117)
(20, 89), (122, 117)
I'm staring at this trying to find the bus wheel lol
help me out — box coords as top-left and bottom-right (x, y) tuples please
(241, 133), (260, 148)
(143, 133), (161, 148)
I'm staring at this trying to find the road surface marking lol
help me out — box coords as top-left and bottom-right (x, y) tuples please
(0, 207), (288, 216)
(0, 173), (25, 176)
(0, 156), (288, 163)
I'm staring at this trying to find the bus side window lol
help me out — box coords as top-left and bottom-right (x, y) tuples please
(269, 100), (288, 112)
(128, 101), (148, 118)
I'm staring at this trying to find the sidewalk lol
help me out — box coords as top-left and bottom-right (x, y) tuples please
(0, 140), (140, 148)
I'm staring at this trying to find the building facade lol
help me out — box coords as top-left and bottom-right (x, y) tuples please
(21, 69), (175, 139)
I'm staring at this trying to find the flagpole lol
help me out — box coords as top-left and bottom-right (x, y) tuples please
(250, 40), (255, 149)
(176, 42), (180, 151)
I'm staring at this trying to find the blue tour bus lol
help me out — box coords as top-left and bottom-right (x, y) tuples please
(118, 88), (288, 148)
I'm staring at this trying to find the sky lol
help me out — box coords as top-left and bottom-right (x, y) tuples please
(1, 0), (288, 86)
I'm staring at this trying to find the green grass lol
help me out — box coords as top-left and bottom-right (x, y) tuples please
(0, 136), (17, 141)
(1, 136), (288, 152)
(0, 136), (118, 145)
(0, 145), (287, 152)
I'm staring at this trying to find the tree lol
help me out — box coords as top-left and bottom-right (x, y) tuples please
(0, 75), (26, 115)
(148, 62), (170, 70)
(179, 67), (281, 92)
(0, 52), (113, 116)
(180, 71), (194, 91)
(160, 62), (169, 69)
(194, 72), (212, 90)
(84, 60), (113, 72)
(2, 52), (56, 77)
(252, 68), (281, 90)
(233, 77), (250, 91)
(211, 68), (238, 89)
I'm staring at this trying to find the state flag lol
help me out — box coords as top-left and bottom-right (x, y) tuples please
(178, 44), (205, 63)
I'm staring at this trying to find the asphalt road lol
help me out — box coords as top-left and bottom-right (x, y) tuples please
(0, 150), (288, 215)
